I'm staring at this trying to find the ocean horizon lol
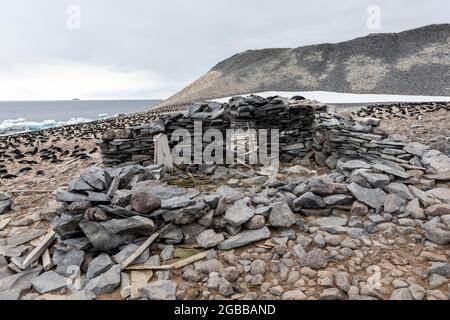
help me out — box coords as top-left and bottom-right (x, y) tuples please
(0, 99), (162, 135)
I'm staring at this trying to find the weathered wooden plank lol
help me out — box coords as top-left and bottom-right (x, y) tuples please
(120, 233), (159, 270)
(154, 134), (173, 172)
(22, 230), (56, 268)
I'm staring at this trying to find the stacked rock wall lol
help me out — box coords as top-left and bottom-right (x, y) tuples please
(100, 96), (326, 167)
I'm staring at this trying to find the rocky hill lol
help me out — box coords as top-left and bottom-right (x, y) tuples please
(160, 24), (449, 106)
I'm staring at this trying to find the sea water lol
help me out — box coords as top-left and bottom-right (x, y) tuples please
(0, 99), (161, 135)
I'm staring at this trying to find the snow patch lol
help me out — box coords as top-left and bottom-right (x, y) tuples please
(211, 91), (450, 104)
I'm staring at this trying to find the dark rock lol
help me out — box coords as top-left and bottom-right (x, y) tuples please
(55, 191), (88, 203)
(131, 192), (161, 214)
(86, 253), (114, 280)
(55, 249), (85, 278)
(79, 216), (156, 250)
(52, 213), (83, 240)
(294, 192), (326, 209)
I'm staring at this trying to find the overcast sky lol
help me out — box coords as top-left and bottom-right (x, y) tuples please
(0, 0), (448, 100)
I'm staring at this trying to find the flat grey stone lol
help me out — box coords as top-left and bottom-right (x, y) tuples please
(403, 142), (429, 157)
(218, 227), (271, 250)
(359, 171), (390, 188)
(389, 288), (413, 300)
(138, 280), (177, 300)
(348, 183), (386, 209)
(428, 188), (450, 204)
(84, 265), (121, 296)
(69, 179), (94, 192)
(111, 190), (133, 207)
(7, 229), (46, 246)
(323, 194), (353, 206)
(384, 183), (414, 200)
(196, 229), (225, 248)
(268, 201), (298, 227)
(86, 253), (114, 280)
(373, 163), (411, 179)
(421, 150), (450, 173)
(56, 249), (85, 278)
(87, 192), (111, 203)
(308, 216), (348, 228)
(31, 271), (69, 294)
(294, 192), (326, 209)
(342, 160), (371, 171)
(421, 218), (450, 245)
(161, 196), (193, 210)
(384, 194), (405, 213)
(216, 185), (243, 202)
(224, 199), (255, 227)
(132, 181), (185, 200)
(428, 263), (450, 278)
(55, 191), (89, 203)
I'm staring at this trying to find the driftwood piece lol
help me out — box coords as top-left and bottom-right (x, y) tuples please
(9, 190), (54, 194)
(120, 233), (159, 270)
(22, 230), (56, 268)
(42, 249), (53, 271)
(126, 249), (213, 271)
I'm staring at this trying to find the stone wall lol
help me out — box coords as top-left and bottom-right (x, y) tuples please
(99, 95), (326, 167)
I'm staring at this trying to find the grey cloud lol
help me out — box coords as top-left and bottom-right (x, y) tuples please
(0, 0), (448, 99)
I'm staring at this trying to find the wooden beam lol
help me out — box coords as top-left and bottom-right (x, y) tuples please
(124, 249), (212, 271)
(42, 249), (53, 271)
(153, 134), (173, 172)
(170, 249), (212, 269)
(120, 233), (159, 270)
(22, 230), (56, 268)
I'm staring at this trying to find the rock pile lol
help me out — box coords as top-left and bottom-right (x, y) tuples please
(100, 95), (326, 166)
(353, 102), (450, 120)
(314, 111), (450, 177)
(1, 95), (449, 301)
